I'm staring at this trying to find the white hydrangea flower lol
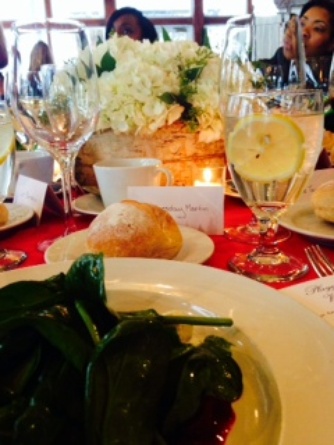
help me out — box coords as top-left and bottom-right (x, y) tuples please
(92, 35), (223, 142)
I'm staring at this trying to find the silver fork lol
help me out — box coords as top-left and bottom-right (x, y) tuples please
(305, 245), (334, 277)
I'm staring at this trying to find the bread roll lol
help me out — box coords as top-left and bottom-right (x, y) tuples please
(86, 200), (183, 259)
(0, 203), (9, 226)
(311, 181), (334, 223)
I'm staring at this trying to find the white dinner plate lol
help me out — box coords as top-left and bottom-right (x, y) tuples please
(1, 259), (334, 444)
(280, 202), (334, 244)
(72, 193), (104, 215)
(44, 226), (215, 264)
(0, 204), (34, 232)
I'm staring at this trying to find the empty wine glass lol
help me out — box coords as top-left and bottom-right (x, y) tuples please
(10, 19), (100, 249)
(224, 89), (324, 283)
(0, 100), (27, 269)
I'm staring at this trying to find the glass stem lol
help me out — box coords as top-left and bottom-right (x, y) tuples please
(251, 216), (285, 263)
(58, 153), (76, 234)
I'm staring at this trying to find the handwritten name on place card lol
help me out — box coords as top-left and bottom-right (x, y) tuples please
(127, 186), (224, 235)
(13, 175), (48, 222)
(281, 276), (334, 327)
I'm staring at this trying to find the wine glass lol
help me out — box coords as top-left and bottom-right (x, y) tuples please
(220, 14), (294, 245)
(0, 100), (27, 270)
(224, 89), (324, 283)
(10, 19), (100, 249)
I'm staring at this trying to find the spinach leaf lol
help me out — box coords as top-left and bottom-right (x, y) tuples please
(162, 335), (243, 436)
(0, 274), (66, 317)
(85, 318), (182, 445)
(66, 254), (119, 340)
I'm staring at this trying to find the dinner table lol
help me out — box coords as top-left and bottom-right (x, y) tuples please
(0, 190), (332, 292)
(2, 186), (334, 445)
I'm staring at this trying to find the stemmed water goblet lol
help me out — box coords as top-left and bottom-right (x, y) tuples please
(10, 19), (100, 250)
(224, 89), (324, 283)
(220, 14), (304, 245)
(0, 100), (27, 269)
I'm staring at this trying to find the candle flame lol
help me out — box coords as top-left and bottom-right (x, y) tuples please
(203, 168), (213, 183)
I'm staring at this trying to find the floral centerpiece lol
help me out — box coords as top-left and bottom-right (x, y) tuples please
(91, 35), (223, 143)
(76, 35), (225, 187)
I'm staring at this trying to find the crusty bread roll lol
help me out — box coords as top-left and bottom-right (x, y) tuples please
(86, 200), (183, 259)
(311, 181), (334, 223)
(0, 203), (9, 226)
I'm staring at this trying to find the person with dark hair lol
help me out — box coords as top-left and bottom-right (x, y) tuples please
(105, 7), (158, 43)
(299, 0), (334, 57)
(29, 40), (53, 71)
(0, 23), (7, 70)
(262, 1), (334, 85)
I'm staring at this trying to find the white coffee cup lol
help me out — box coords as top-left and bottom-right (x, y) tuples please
(93, 158), (173, 207)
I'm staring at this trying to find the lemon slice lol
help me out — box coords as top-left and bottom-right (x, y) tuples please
(227, 114), (305, 182)
(0, 122), (15, 165)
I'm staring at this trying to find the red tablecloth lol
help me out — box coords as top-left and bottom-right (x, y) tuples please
(1, 195), (333, 290)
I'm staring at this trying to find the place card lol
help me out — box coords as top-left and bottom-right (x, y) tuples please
(281, 276), (334, 328)
(127, 186), (224, 235)
(13, 175), (63, 223)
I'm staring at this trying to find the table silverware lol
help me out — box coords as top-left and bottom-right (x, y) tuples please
(305, 245), (334, 277)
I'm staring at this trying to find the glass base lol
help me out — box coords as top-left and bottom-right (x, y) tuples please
(0, 249), (27, 271)
(225, 223), (291, 245)
(228, 250), (309, 283)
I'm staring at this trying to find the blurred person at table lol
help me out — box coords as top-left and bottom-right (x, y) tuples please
(29, 40), (53, 71)
(0, 23), (8, 69)
(105, 7), (158, 42)
(0, 23), (8, 99)
(262, 1), (334, 87)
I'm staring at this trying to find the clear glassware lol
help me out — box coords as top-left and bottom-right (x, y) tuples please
(224, 89), (324, 283)
(0, 100), (27, 270)
(220, 14), (302, 245)
(10, 19), (100, 249)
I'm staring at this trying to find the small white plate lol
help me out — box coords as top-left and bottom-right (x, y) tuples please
(44, 226), (215, 264)
(280, 202), (334, 244)
(72, 193), (104, 215)
(0, 204), (34, 232)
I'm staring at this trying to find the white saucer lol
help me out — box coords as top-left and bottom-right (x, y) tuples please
(44, 226), (215, 264)
(280, 202), (334, 245)
(0, 204), (34, 232)
(72, 193), (104, 215)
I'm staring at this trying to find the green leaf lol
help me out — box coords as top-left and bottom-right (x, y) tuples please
(0, 315), (92, 372)
(97, 52), (116, 76)
(85, 319), (182, 444)
(202, 28), (211, 49)
(162, 27), (172, 42)
(0, 274), (66, 317)
(162, 335), (242, 436)
(184, 66), (204, 83)
(159, 92), (178, 105)
(65, 254), (119, 340)
(65, 254), (106, 303)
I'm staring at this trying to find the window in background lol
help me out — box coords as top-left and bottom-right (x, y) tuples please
(115, 0), (193, 18)
(0, 0), (45, 21)
(51, 0), (105, 19)
(252, 0), (278, 16)
(156, 25), (193, 41)
(204, 0), (247, 16)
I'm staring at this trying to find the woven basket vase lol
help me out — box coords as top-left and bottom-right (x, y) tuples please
(75, 122), (225, 193)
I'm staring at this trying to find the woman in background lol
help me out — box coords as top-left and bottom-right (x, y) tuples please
(105, 7), (158, 42)
(29, 40), (53, 71)
(0, 23), (7, 69)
